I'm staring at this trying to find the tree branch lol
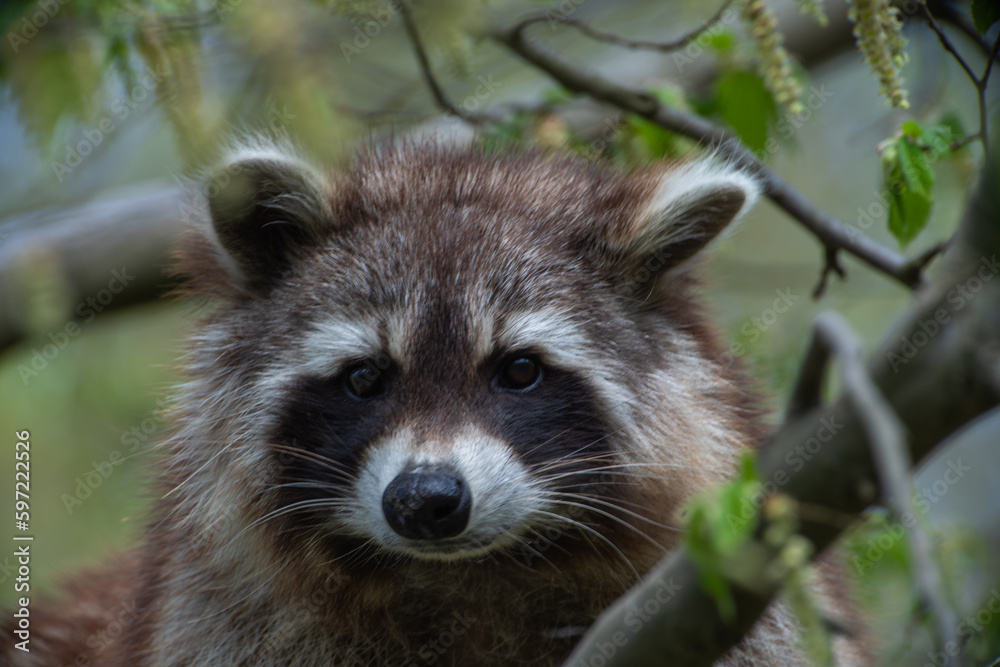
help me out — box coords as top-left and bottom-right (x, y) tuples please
(0, 184), (186, 355)
(400, 0), (492, 124)
(812, 246), (847, 299)
(919, 4), (1000, 156)
(485, 19), (922, 290)
(806, 312), (960, 660)
(511, 1), (733, 53)
(931, 0), (1000, 61)
(562, 143), (1000, 665)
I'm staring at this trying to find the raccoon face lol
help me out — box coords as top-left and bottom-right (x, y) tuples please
(186, 142), (759, 564)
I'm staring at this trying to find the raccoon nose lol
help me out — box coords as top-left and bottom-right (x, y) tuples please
(381, 465), (471, 540)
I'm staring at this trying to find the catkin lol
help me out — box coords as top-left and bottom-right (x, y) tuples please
(739, 0), (804, 114)
(848, 0), (910, 108)
(794, 0), (829, 26)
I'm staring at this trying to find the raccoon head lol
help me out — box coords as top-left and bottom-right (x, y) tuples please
(177, 141), (760, 567)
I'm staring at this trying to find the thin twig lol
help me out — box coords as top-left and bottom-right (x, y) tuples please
(950, 133), (981, 152)
(899, 239), (949, 285)
(921, 5), (979, 85)
(812, 246), (846, 299)
(981, 34), (1000, 153)
(487, 20), (922, 290)
(784, 326), (831, 421)
(513, 1), (733, 53)
(809, 313), (960, 662)
(399, 1), (490, 124)
(933, 1), (1000, 63)
(920, 4), (998, 156)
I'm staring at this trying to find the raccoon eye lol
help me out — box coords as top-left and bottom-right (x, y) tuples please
(343, 363), (385, 400)
(497, 356), (542, 391)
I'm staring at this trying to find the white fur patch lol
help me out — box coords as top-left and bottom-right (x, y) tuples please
(495, 307), (592, 369)
(630, 157), (762, 260)
(494, 307), (635, 443)
(296, 315), (384, 377)
(250, 315), (384, 397)
(346, 426), (544, 561)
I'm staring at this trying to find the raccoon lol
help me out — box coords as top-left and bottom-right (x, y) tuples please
(3, 140), (867, 666)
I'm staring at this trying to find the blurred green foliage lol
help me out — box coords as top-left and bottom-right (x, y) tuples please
(1, 303), (185, 604)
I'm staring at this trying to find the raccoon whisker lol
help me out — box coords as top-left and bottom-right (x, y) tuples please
(541, 498), (669, 554)
(500, 543), (551, 572)
(227, 498), (352, 546)
(529, 431), (624, 474)
(271, 481), (346, 493)
(528, 393), (671, 472)
(317, 539), (378, 570)
(538, 466), (712, 488)
(570, 461), (727, 476)
(633, 462), (726, 471)
(464, 536), (514, 567)
(530, 451), (623, 476)
(590, 461), (697, 470)
(513, 540), (560, 571)
(186, 561), (290, 624)
(527, 508), (639, 579)
(536, 469), (698, 492)
(543, 479), (651, 495)
(93, 442), (161, 470)
(541, 485), (660, 513)
(161, 437), (243, 501)
(524, 525), (575, 559)
(536, 468), (642, 484)
(267, 443), (360, 483)
(535, 469), (651, 491)
(548, 491), (680, 533)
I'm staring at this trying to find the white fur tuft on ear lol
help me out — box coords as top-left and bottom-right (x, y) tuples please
(203, 137), (334, 291)
(634, 158), (760, 258)
(612, 157), (762, 281)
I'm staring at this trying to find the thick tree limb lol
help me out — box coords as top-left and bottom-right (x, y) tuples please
(805, 312), (959, 660)
(486, 19), (921, 290)
(563, 149), (1000, 664)
(0, 184), (186, 354)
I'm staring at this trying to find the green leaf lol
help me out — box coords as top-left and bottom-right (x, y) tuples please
(714, 70), (777, 155)
(901, 120), (922, 138)
(626, 114), (681, 159)
(972, 0), (1000, 36)
(683, 452), (762, 621)
(920, 124), (957, 160)
(938, 112), (967, 151)
(706, 30), (734, 54)
(883, 136), (935, 248)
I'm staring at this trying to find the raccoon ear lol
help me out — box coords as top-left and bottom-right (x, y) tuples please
(206, 149), (333, 289)
(611, 160), (760, 289)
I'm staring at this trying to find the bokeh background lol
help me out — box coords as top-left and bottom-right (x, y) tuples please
(0, 0), (998, 664)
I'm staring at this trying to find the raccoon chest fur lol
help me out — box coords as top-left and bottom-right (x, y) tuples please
(2, 141), (869, 667)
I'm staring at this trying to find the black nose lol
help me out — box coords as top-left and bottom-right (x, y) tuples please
(381, 465), (471, 540)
